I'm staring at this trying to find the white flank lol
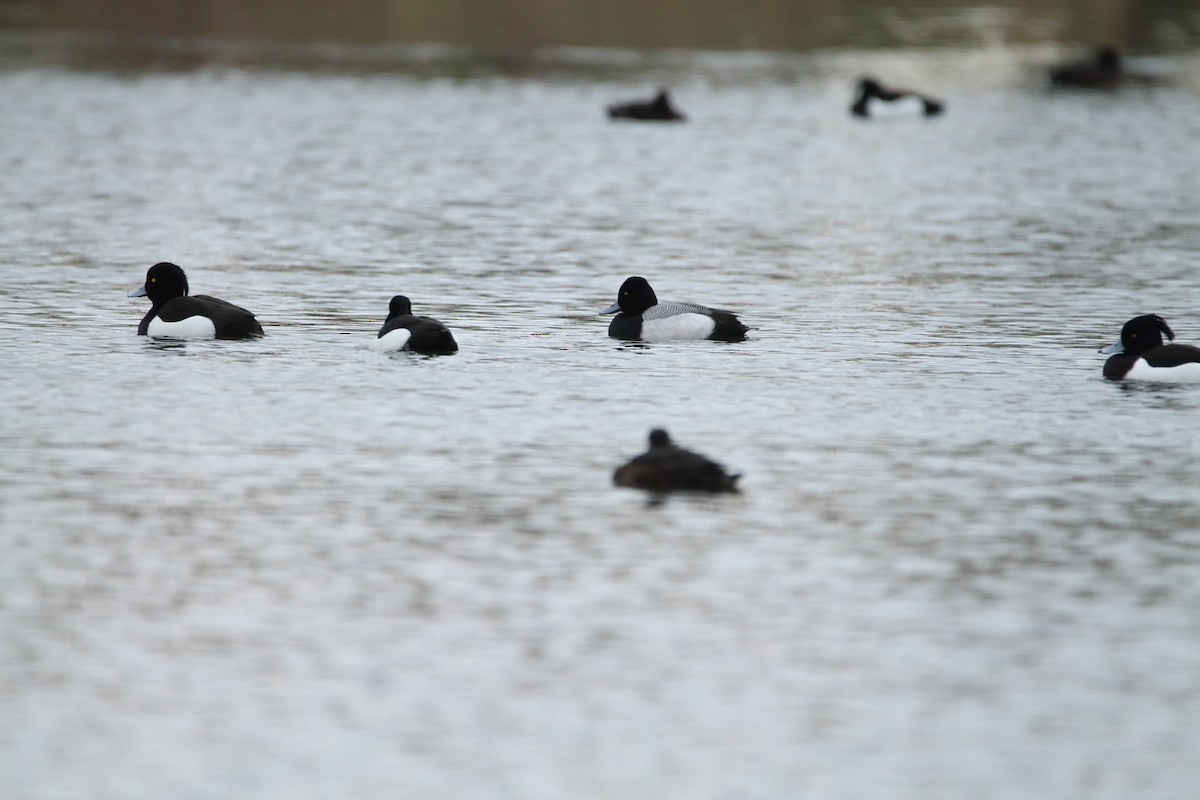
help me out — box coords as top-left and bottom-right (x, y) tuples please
(1126, 359), (1200, 382)
(868, 96), (931, 116)
(146, 315), (217, 339)
(369, 328), (412, 352)
(640, 313), (717, 341)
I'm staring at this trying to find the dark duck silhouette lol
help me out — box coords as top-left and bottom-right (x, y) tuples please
(607, 89), (686, 122)
(1050, 46), (1123, 89)
(614, 429), (741, 493)
(369, 295), (458, 355)
(128, 262), (263, 339)
(1099, 314), (1200, 381)
(851, 77), (943, 118)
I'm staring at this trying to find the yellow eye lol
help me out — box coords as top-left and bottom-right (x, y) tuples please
(150, 277), (156, 283)
(622, 291), (628, 296)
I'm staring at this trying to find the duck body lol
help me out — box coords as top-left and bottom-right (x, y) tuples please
(1051, 46), (1123, 89)
(601, 277), (748, 342)
(614, 429), (740, 493)
(1100, 314), (1200, 381)
(369, 295), (458, 355)
(851, 77), (943, 118)
(607, 89), (686, 122)
(129, 262), (263, 339)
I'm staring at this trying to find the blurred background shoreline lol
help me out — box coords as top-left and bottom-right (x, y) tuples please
(2, 0), (1198, 54)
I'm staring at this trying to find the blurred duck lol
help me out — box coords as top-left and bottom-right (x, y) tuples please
(851, 77), (943, 118)
(614, 429), (741, 493)
(607, 88), (686, 121)
(1050, 46), (1123, 89)
(1099, 314), (1200, 381)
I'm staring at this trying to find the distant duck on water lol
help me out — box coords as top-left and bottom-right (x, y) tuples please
(1050, 46), (1123, 89)
(851, 77), (944, 118)
(614, 428), (741, 493)
(607, 88), (686, 121)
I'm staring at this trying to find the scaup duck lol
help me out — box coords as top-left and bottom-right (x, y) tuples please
(607, 89), (686, 122)
(851, 77), (943, 118)
(128, 262), (263, 339)
(600, 277), (748, 342)
(1050, 46), (1123, 89)
(614, 428), (741, 493)
(1099, 314), (1200, 381)
(369, 295), (458, 355)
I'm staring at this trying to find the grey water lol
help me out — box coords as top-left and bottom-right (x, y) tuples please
(2, 34), (1200, 800)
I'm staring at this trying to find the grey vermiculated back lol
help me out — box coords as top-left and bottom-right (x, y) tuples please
(641, 301), (721, 320)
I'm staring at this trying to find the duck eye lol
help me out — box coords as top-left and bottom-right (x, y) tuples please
(1131, 333), (1137, 338)
(150, 277), (156, 283)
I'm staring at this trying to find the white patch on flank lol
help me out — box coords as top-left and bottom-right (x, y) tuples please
(369, 328), (412, 353)
(146, 315), (217, 339)
(640, 313), (717, 341)
(1126, 359), (1200, 382)
(868, 96), (931, 116)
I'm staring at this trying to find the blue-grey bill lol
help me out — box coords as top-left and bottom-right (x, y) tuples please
(600, 302), (621, 315)
(1099, 341), (1123, 355)
(128, 286), (147, 298)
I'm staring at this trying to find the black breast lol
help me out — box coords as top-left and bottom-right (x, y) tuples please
(607, 313), (644, 341)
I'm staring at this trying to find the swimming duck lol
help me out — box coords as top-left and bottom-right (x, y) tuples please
(851, 77), (944, 118)
(128, 262), (263, 339)
(600, 277), (748, 342)
(1050, 46), (1123, 89)
(607, 89), (686, 122)
(614, 428), (741, 493)
(1099, 314), (1200, 381)
(369, 295), (458, 355)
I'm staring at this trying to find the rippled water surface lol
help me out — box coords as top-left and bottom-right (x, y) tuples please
(2, 38), (1200, 799)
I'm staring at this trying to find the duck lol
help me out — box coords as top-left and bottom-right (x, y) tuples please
(850, 77), (943, 118)
(607, 89), (686, 122)
(614, 428), (741, 493)
(1099, 314), (1200, 381)
(128, 262), (263, 339)
(600, 276), (749, 342)
(369, 295), (458, 355)
(1050, 46), (1123, 89)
